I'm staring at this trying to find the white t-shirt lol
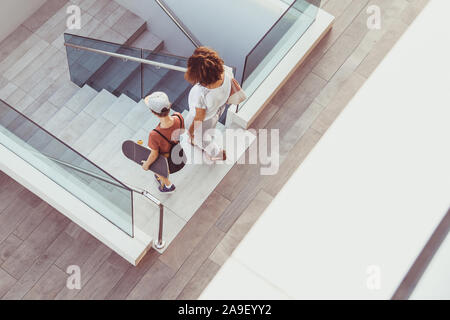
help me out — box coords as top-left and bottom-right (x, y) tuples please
(188, 66), (233, 120)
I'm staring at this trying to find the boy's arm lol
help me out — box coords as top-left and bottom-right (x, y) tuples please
(141, 149), (159, 171)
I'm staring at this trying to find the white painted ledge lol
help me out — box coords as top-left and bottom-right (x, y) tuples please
(0, 144), (152, 266)
(227, 8), (335, 129)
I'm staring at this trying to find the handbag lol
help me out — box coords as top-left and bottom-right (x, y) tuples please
(227, 78), (247, 105)
(153, 114), (187, 174)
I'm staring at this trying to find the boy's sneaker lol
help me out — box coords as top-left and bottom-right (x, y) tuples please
(159, 184), (176, 193)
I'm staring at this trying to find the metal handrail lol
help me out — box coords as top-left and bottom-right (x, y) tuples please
(64, 42), (188, 73)
(1, 98), (165, 249)
(155, 0), (201, 48)
(48, 155), (166, 249)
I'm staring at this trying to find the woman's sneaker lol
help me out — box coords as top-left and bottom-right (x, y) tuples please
(159, 184), (176, 193)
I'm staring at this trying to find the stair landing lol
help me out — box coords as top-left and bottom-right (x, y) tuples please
(51, 86), (256, 253)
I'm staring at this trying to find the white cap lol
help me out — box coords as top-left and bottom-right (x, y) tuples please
(144, 92), (171, 113)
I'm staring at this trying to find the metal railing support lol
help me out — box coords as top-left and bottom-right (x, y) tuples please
(155, 0), (201, 48)
(155, 203), (166, 250)
(48, 155), (166, 248)
(142, 190), (165, 250)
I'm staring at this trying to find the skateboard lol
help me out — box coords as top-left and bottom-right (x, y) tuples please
(122, 140), (169, 178)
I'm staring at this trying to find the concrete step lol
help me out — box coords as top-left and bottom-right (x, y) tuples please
(88, 123), (135, 165)
(72, 117), (115, 156)
(130, 31), (164, 52)
(121, 100), (152, 130)
(111, 10), (147, 45)
(65, 84), (98, 114)
(83, 89), (117, 119)
(87, 55), (141, 97)
(58, 111), (96, 145)
(103, 94), (137, 125)
(147, 69), (191, 113)
(43, 107), (77, 136)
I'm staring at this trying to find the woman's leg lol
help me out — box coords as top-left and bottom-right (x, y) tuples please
(195, 107), (226, 159)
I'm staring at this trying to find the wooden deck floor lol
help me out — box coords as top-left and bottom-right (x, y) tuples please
(0, 0), (430, 299)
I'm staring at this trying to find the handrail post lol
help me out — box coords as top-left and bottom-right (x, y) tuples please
(154, 203), (166, 250)
(155, 0), (201, 48)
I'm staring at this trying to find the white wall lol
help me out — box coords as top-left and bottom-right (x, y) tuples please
(115, 0), (287, 78)
(0, 0), (46, 42)
(114, 0), (196, 57)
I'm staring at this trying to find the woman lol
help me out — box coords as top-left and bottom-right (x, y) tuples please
(184, 47), (234, 161)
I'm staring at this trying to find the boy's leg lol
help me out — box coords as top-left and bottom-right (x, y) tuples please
(156, 174), (171, 187)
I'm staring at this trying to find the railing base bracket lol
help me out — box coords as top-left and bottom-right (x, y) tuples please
(154, 240), (166, 250)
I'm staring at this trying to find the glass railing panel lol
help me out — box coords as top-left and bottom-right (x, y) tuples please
(141, 49), (190, 113)
(64, 33), (142, 101)
(64, 33), (192, 112)
(161, 0), (291, 83)
(0, 100), (134, 236)
(240, 0), (322, 110)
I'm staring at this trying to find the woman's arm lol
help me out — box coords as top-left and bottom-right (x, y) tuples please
(188, 107), (206, 139)
(141, 149), (159, 171)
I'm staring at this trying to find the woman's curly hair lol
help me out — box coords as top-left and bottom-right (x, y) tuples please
(185, 47), (224, 87)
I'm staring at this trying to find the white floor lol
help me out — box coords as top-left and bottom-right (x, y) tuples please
(200, 0), (450, 299)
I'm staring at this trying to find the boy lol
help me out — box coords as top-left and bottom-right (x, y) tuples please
(141, 92), (185, 193)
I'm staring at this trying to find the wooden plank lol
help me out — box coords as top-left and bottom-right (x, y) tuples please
(105, 250), (160, 300)
(262, 127), (323, 198)
(75, 253), (130, 300)
(0, 234), (23, 265)
(312, 0), (371, 80)
(0, 174), (24, 213)
(315, 0), (409, 107)
(126, 260), (176, 300)
(0, 268), (16, 299)
(2, 232), (73, 300)
(23, 265), (68, 300)
(0, 196), (33, 244)
(214, 142), (261, 202)
(2, 210), (70, 279)
(356, 19), (409, 78)
(54, 229), (103, 272)
(17, 187), (43, 208)
(311, 71), (367, 134)
(176, 259), (221, 300)
(210, 190), (273, 266)
(14, 201), (53, 240)
(159, 191), (230, 271)
(55, 244), (112, 300)
(215, 172), (263, 233)
(159, 226), (225, 300)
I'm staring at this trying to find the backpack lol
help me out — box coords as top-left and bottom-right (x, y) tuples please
(153, 114), (187, 174)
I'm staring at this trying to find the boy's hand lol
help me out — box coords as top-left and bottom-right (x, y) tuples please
(141, 161), (150, 171)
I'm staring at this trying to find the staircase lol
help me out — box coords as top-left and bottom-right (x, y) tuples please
(25, 83), (235, 251)
(0, 0), (256, 263)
